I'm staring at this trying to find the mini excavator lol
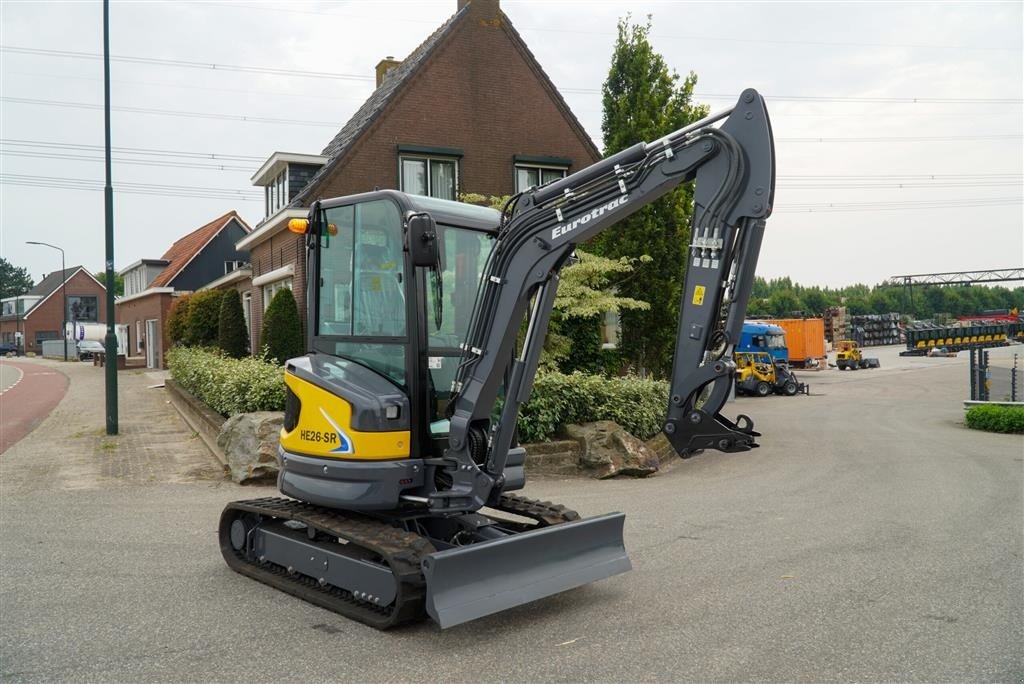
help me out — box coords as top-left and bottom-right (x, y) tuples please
(220, 89), (775, 629)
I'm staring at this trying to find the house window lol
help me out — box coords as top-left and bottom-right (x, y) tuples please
(224, 260), (246, 274)
(514, 164), (567, 193)
(262, 279), (292, 312)
(265, 168), (288, 216)
(400, 156), (458, 200)
(136, 320), (142, 354)
(67, 296), (98, 322)
(242, 292), (252, 353)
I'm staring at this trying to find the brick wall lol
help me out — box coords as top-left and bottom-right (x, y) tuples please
(114, 291), (175, 368)
(247, 232), (306, 353)
(0, 269), (108, 354)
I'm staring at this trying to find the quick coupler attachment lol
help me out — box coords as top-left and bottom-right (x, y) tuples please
(422, 512), (631, 629)
(664, 410), (759, 455)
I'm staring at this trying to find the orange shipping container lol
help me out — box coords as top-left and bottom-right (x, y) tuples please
(765, 318), (826, 367)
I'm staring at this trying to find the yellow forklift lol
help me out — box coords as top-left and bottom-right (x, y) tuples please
(735, 351), (808, 396)
(835, 340), (880, 370)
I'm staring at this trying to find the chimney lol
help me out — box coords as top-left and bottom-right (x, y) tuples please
(458, 0), (500, 17)
(375, 56), (401, 87)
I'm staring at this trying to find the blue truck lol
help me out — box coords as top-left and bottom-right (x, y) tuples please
(738, 321), (788, 363)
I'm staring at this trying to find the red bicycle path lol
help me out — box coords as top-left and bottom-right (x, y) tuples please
(0, 360), (69, 454)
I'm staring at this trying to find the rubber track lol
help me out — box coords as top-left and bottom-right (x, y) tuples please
(221, 494), (581, 629)
(220, 497), (434, 629)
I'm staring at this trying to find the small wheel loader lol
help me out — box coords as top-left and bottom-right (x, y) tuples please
(835, 340), (880, 370)
(735, 351), (808, 396)
(220, 89), (776, 629)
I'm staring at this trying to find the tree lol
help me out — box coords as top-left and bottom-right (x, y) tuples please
(261, 288), (303, 364)
(167, 295), (192, 346)
(588, 15), (709, 376)
(94, 270), (124, 296)
(217, 289), (249, 358)
(185, 289), (224, 347)
(0, 258), (34, 299)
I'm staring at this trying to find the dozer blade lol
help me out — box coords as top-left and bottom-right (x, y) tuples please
(422, 512), (630, 629)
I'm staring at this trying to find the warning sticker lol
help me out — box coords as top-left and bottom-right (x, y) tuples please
(692, 285), (706, 306)
(428, 356), (443, 369)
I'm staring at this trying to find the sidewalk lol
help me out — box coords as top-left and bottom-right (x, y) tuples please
(0, 358), (224, 496)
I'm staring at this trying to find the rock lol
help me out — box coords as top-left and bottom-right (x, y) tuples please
(564, 421), (660, 479)
(217, 412), (283, 483)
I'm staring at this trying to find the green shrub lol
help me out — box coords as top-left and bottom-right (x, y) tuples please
(185, 289), (224, 347)
(167, 347), (285, 416)
(167, 295), (191, 346)
(964, 404), (1024, 434)
(217, 289), (249, 358)
(517, 371), (668, 443)
(261, 288), (303, 364)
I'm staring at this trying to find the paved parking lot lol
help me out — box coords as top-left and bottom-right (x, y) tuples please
(1, 349), (1021, 681)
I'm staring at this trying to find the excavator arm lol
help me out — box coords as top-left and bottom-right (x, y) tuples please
(433, 88), (775, 513)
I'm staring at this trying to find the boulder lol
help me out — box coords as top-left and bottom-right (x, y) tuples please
(564, 420), (660, 479)
(217, 412), (283, 483)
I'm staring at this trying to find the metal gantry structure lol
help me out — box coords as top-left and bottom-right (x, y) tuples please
(889, 268), (1024, 316)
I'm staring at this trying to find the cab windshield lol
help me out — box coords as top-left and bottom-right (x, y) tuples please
(766, 333), (786, 349)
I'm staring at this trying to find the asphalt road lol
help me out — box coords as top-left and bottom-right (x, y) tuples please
(1, 347), (1022, 682)
(0, 360), (68, 454)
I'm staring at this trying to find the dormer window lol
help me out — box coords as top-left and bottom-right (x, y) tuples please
(266, 169), (288, 217)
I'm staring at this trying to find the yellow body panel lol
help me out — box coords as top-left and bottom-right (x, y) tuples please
(280, 373), (410, 460)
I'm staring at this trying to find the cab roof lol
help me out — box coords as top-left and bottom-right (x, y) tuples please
(319, 189), (502, 233)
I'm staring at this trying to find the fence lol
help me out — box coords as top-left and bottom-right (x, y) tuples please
(970, 349), (1020, 402)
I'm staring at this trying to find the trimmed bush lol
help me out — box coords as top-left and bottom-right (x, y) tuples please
(167, 295), (192, 346)
(185, 289), (224, 347)
(518, 371), (669, 443)
(964, 404), (1024, 434)
(261, 288), (303, 364)
(217, 289), (249, 358)
(167, 347), (285, 416)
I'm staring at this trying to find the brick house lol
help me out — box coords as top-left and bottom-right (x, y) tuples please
(236, 0), (600, 351)
(116, 211), (251, 368)
(0, 266), (108, 355)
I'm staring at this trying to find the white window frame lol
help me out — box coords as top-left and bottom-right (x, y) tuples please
(224, 260), (246, 275)
(135, 320), (142, 354)
(514, 163), (568, 193)
(398, 155), (459, 199)
(242, 291), (253, 353)
(262, 278), (293, 312)
(265, 168), (289, 217)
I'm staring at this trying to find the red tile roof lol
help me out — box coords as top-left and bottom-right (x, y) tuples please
(150, 211), (249, 287)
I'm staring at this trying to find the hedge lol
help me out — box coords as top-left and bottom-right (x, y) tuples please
(167, 347), (285, 416)
(217, 289), (249, 359)
(261, 288), (304, 364)
(964, 404), (1024, 434)
(518, 371), (668, 443)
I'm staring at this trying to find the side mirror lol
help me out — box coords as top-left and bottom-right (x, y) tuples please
(407, 212), (439, 268)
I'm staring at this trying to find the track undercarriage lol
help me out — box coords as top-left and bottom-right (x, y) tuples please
(219, 494), (624, 629)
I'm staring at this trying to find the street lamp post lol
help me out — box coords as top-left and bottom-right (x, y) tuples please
(26, 241), (68, 361)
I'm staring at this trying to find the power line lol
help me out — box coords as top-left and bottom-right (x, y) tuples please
(0, 97), (339, 127)
(1, 149), (255, 173)
(0, 138), (263, 161)
(0, 173), (261, 201)
(195, 3), (1023, 52)
(0, 45), (375, 82)
(3, 44), (1020, 105)
(7, 96), (1022, 141)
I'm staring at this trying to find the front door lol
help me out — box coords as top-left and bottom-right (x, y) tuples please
(145, 319), (159, 368)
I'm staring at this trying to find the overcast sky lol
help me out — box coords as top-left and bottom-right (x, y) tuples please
(1, 0), (1021, 289)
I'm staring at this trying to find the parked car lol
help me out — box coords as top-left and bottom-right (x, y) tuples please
(76, 340), (105, 361)
(0, 340), (18, 355)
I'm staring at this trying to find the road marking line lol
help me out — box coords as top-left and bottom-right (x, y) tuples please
(0, 364), (24, 396)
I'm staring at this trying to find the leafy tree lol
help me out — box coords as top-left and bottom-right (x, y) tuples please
(261, 288), (304, 364)
(94, 270), (124, 296)
(588, 15), (709, 376)
(0, 257), (33, 299)
(217, 289), (249, 358)
(185, 289), (224, 347)
(167, 295), (192, 346)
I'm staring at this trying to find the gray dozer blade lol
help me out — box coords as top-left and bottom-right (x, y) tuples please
(422, 512), (631, 629)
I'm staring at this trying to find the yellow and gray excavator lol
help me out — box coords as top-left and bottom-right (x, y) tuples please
(220, 89), (776, 629)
